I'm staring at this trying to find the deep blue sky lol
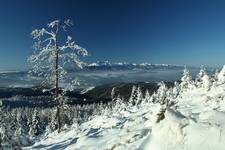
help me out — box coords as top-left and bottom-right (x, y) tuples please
(0, 0), (225, 70)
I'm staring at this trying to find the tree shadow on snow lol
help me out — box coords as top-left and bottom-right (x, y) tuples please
(86, 128), (103, 138)
(32, 137), (78, 150)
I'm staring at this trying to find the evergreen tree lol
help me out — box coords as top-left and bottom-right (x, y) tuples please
(155, 81), (168, 105)
(180, 67), (193, 90)
(50, 108), (58, 131)
(129, 86), (143, 106)
(172, 81), (180, 99)
(218, 65), (225, 84)
(136, 86), (143, 105)
(114, 94), (124, 112)
(195, 66), (206, 88)
(202, 74), (211, 90)
(129, 86), (137, 106)
(111, 87), (116, 100)
(15, 110), (29, 146)
(144, 90), (151, 103)
(29, 108), (41, 136)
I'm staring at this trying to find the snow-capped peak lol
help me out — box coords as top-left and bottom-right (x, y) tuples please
(85, 61), (184, 70)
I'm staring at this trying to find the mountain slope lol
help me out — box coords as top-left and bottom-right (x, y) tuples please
(25, 82), (225, 150)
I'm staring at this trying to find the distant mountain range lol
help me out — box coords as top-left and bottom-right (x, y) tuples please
(0, 61), (209, 74)
(84, 61), (186, 71)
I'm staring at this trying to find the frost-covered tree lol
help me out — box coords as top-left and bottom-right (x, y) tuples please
(218, 65), (225, 84)
(136, 86), (143, 105)
(29, 108), (41, 136)
(212, 69), (220, 87)
(129, 86), (143, 106)
(49, 108), (58, 131)
(111, 87), (116, 100)
(154, 82), (168, 123)
(202, 74), (211, 90)
(113, 94), (125, 112)
(144, 90), (151, 102)
(155, 81), (168, 105)
(172, 81), (180, 99)
(214, 69), (219, 81)
(129, 86), (137, 106)
(180, 67), (193, 90)
(15, 111), (29, 146)
(28, 19), (88, 132)
(195, 66), (206, 88)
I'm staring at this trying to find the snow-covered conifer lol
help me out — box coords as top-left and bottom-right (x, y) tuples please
(218, 65), (225, 84)
(129, 86), (137, 106)
(144, 90), (151, 102)
(180, 67), (193, 90)
(195, 66), (206, 87)
(29, 108), (41, 136)
(155, 81), (168, 105)
(202, 74), (211, 90)
(15, 111), (29, 146)
(129, 86), (143, 106)
(211, 69), (220, 87)
(172, 81), (180, 99)
(114, 94), (125, 112)
(111, 87), (116, 100)
(136, 86), (143, 105)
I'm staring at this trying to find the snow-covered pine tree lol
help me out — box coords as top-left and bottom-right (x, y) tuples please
(166, 88), (176, 107)
(218, 65), (225, 84)
(129, 85), (137, 106)
(202, 73), (211, 90)
(136, 86), (143, 105)
(172, 81), (180, 99)
(144, 90), (151, 103)
(155, 81), (168, 105)
(28, 19), (88, 132)
(113, 94), (124, 112)
(49, 108), (58, 131)
(180, 66), (193, 90)
(195, 66), (206, 88)
(29, 108), (41, 136)
(151, 92), (157, 103)
(155, 82), (170, 123)
(71, 107), (79, 129)
(15, 110), (28, 146)
(129, 86), (143, 106)
(111, 87), (116, 101)
(212, 69), (220, 87)
(214, 69), (219, 81)
(0, 115), (15, 149)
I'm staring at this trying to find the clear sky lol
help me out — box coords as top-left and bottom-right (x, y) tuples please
(0, 0), (225, 70)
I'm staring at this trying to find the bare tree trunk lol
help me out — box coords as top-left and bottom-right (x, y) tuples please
(55, 34), (61, 133)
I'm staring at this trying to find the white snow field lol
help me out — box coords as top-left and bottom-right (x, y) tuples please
(25, 67), (225, 150)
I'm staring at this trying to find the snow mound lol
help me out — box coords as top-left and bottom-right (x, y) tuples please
(141, 109), (189, 150)
(142, 109), (225, 150)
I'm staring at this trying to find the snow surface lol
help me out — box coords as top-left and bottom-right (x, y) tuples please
(24, 80), (225, 150)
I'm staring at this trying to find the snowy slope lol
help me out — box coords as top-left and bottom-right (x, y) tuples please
(25, 68), (225, 150)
